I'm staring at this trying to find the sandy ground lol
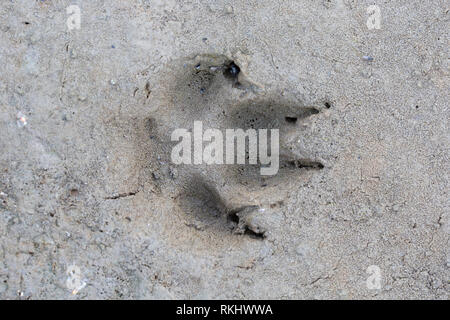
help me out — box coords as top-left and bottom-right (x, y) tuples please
(0, 0), (448, 299)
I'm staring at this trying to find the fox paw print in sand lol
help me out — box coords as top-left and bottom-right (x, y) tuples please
(146, 54), (333, 239)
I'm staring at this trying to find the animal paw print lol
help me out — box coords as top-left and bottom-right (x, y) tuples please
(146, 54), (332, 240)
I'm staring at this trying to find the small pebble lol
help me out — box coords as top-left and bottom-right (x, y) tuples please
(225, 5), (233, 14)
(224, 62), (240, 79)
(15, 85), (25, 96)
(152, 171), (160, 180)
(16, 112), (27, 128)
(169, 167), (178, 179)
(30, 33), (39, 44)
(69, 49), (77, 59)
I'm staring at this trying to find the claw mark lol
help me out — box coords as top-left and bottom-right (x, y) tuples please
(280, 159), (324, 170)
(144, 82), (151, 99)
(105, 190), (139, 200)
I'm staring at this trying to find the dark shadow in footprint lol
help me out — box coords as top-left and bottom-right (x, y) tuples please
(229, 100), (319, 131)
(176, 176), (266, 239)
(224, 100), (324, 187)
(176, 177), (230, 232)
(169, 55), (245, 105)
